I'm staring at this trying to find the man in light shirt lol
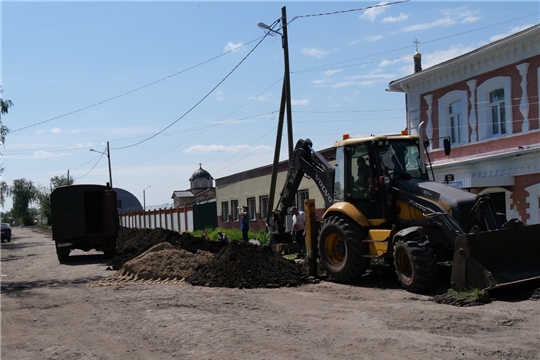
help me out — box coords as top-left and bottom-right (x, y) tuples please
(291, 206), (306, 259)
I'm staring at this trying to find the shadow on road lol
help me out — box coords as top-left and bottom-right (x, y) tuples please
(1, 275), (107, 294)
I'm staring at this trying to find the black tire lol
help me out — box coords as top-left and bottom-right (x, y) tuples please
(56, 246), (70, 263)
(318, 215), (370, 283)
(393, 233), (437, 293)
(7, 237), (11, 243)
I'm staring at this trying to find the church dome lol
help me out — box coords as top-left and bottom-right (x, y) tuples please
(189, 164), (213, 189)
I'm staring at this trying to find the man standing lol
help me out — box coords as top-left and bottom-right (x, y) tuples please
(291, 206), (306, 259)
(240, 206), (249, 243)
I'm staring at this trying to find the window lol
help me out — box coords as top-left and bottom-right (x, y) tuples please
(247, 197), (256, 220)
(438, 90), (468, 147)
(449, 101), (463, 144)
(296, 190), (309, 211)
(490, 89), (506, 136)
(259, 195), (269, 220)
(477, 77), (512, 140)
(221, 202), (229, 222)
(231, 200), (239, 221)
(201, 179), (208, 187)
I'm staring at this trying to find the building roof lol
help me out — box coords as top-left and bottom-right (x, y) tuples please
(387, 24), (540, 92)
(190, 164), (213, 181)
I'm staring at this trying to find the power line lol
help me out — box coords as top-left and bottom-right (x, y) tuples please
(9, 37), (264, 134)
(112, 32), (271, 150)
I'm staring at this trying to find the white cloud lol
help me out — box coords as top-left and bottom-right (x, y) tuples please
(183, 144), (271, 154)
(33, 150), (70, 159)
(401, 7), (481, 32)
(301, 47), (329, 59)
(215, 89), (225, 101)
(360, 2), (389, 22)
(291, 99), (310, 106)
(35, 130), (45, 134)
(224, 41), (243, 52)
(323, 69), (342, 77)
(402, 17), (455, 32)
(489, 24), (534, 42)
(366, 35), (384, 42)
(461, 16), (481, 24)
(382, 13), (408, 23)
(50, 127), (62, 134)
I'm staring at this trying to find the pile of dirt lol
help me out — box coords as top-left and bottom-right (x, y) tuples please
(107, 227), (308, 289)
(107, 227), (224, 270)
(187, 241), (308, 289)
(115, 242), (214, 280)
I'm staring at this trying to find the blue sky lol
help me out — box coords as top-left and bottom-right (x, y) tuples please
(1, 1), (538, 211)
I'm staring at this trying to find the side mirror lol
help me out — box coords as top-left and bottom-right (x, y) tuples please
(443, 138), (451, 156)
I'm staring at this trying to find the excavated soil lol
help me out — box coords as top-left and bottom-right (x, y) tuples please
(106, 227), (308, 289)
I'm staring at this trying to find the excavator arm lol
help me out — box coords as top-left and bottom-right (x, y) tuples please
(270, 138), (334, 239)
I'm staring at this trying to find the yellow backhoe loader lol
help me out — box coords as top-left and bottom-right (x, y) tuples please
(269, 129), (540, 293)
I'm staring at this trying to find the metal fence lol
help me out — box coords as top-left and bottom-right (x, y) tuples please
(119, 205), (194, 232)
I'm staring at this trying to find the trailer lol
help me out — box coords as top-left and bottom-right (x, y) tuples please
(51, 184), (118, 262)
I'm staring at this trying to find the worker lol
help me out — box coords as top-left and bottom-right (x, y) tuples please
(355, 157), (372, 189)
(217, 230), (229, 246)
(291, 206), (306, 259)
(240, 206), (249, 242)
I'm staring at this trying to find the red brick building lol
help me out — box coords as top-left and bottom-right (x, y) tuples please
(388, 25), (540, 224)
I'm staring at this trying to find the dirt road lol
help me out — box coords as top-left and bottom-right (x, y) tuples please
(1, 227), (539, 359)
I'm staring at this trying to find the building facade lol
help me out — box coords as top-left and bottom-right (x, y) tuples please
(215, 148), (335, 232)
(387, 25), (540, 224)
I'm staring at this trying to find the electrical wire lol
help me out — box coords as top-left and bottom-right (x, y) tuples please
(112, 32), (272, 150)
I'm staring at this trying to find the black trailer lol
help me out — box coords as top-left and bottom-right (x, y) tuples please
(51, 184), (118, 262)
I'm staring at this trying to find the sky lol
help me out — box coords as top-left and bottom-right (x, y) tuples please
(1, 0), (538, 212)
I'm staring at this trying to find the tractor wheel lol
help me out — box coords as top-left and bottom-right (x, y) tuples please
(56, 246), (70, 263)
(393, 233), (437, 293)
(318, 215), (370, 283)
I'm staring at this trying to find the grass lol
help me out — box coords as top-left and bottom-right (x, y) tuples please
(191, 227), (271, 246)
(447, 288), (486, 300)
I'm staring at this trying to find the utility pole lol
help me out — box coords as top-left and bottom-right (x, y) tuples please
(106, 141), (113, 188)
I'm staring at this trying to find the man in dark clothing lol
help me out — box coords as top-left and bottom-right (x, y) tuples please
(240, 206), (249, 243)
(217, 230), (229, 246)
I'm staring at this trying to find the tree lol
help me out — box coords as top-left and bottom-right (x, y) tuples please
(36, 175), (73, 226)
(1, 88), (14, 203)
(1, 87), (14, 154)
(10, 179), (37, 226)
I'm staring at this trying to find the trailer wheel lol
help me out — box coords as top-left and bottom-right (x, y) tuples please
(318, 215), (370, 283)
(393, 233), (437, 293)
(56, 246), (70, 263)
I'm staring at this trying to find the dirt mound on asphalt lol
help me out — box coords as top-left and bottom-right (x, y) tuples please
(107, 227), (308, 289)
(116, 242), (214, 280)
(187, 241), (308, 289)
(107, 227), (224, 270)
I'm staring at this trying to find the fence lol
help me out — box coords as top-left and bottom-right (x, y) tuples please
(119, 205), (194, 232)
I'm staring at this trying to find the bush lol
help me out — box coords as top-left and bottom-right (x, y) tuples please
(191, 227), (270, 246)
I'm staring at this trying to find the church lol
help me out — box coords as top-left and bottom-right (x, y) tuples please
(171, 164), (216, 207)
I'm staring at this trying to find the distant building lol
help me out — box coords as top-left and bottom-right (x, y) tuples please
(114, 188), (143, 214)
(387, 25), (540, 224)
(171, 164), (216, 207)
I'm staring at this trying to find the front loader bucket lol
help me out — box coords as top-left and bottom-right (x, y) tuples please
(451, 223), (540, 291)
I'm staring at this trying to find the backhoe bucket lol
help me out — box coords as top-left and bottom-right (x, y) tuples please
(451, 223), (540, 291)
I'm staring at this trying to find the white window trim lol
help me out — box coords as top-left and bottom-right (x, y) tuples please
(525, 183), (540, 225)
(437, 90), (468, 148)
(477, 77), (513, 141)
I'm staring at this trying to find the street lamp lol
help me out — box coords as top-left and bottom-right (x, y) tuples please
(89, 141), (113, 188)
(259, 6), (294, 226)
(143, 186), (151, 211)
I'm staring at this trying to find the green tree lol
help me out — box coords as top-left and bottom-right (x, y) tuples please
(0, 181), (9, 208)
(1, 87), (14, 154)
(10, 179), (37, 226)
(36, 175), (73, 226)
